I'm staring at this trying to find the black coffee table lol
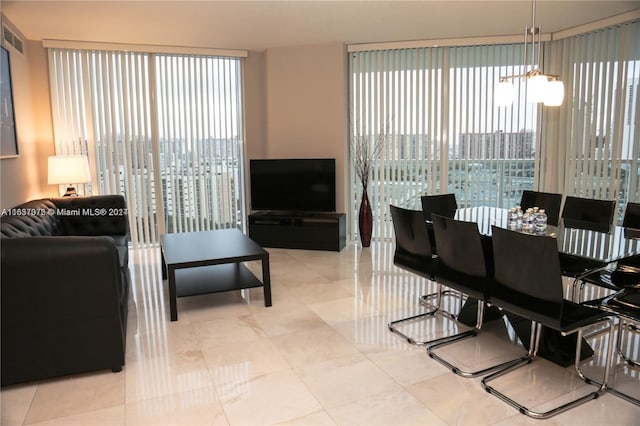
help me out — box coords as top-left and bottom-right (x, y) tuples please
(160, 229), (271, 321)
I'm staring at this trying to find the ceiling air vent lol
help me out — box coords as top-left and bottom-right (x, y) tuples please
(2, 25), (23, 54)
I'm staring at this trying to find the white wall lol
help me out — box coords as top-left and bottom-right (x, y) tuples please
(263, 42), (348, 213)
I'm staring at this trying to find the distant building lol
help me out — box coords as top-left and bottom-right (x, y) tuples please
(459, 130), (535, 159)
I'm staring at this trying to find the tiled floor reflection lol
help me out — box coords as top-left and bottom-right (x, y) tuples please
(2, 241), (639, 425)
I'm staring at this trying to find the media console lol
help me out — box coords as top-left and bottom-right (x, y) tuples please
(248, 211), (346, 251)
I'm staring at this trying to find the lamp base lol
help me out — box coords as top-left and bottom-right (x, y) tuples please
(63, 186), (78, 197)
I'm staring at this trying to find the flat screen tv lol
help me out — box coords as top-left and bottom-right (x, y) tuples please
(250, 158), (336, 213)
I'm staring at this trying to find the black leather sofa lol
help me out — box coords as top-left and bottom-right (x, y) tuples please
(1, 195), (130, 386)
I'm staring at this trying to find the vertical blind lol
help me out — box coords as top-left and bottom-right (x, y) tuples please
(350, 20), (639, 242)
(48, 48), (245, 247)
(547, 20), (640, 220)
(350, 48), (445, 242)
(447, 44), (538, 210)
(350, 43), (535, 242)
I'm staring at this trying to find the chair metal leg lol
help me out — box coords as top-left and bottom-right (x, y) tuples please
(427, 302), (530, 377)
(570, 264), (612, 303)
(582, 321), (614, 340)
(608, 386), (640, 406)
(607, 363), (640, 406)
(420, 284), (464, 321)
(423, 300), (483, 352)
(388, 283), (468, 346)
(483, 319), (615, 419)
(388, 283), (446, 345)
(610, 320), (640, 404)
(617, 320), (640, 368)
(578, 318), (640, 405)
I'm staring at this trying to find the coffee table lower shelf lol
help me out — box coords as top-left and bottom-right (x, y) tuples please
(174, 263), (264, 298)
(161, 229), (271, 321)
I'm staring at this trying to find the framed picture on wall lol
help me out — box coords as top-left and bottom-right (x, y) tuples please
(1, 45), (18, 158)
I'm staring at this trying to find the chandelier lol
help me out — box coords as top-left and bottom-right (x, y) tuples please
(495, 0), (564, 107)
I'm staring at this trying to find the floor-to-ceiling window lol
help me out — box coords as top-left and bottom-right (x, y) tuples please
(349, 43), (536, 241)
(545, 20), (640, 221)
(350, 19), (639, 242)
(47, 43), (246, 246)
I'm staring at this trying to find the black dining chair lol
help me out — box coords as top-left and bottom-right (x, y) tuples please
(420, 193), (458, 255)
(560, 196), (616, 283)
(387, 205), (448, 345)
(576, 202), (640, 301)
(425, 214), (520, 377)
(584, 288), (640, 405)
(520, 190), (562, 226)
(561, 196), (616, 230)
(622, 202), (640, 229)
(421, 193), (458, 220)
(483, 226), (616, 419)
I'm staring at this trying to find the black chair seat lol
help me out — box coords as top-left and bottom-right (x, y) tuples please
(559, 253), (607, 277)
(581, 269), (618, 290)
(559, 302), (612, 331)
(582, 262), (640, 290)
(609, 264), (640, 288)
(602, 289), (640, 318)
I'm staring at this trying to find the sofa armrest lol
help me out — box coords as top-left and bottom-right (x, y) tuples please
(1, 236), (127, 385)
(1, 236), (124, 322)
(53, 195), (129, 237)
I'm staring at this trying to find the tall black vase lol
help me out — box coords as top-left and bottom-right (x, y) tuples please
(358, 187), (373, 247)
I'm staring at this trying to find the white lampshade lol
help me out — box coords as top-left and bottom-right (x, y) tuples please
(527, 74), (548, 103)
(543, 80), (565, 106)
(48, 156), (91, 196)
(494, 80), (515, 107)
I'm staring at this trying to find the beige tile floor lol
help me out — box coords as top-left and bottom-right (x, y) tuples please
(2, 241), (639, 425)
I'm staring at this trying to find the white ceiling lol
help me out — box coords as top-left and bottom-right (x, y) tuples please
(3, 1), (640, 51)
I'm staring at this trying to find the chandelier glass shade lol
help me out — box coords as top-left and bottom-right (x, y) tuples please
(495, 0), (564, 107)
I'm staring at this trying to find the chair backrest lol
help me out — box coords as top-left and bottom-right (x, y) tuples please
(491, 226), (564, 326)
(421, 193), (458, 221)
(561, 196), (615, 229)
(390, 205), (433, 258)
(520, 190), (562, 226)
(431, 214), (486, 278)
(622, 202), (640, 229)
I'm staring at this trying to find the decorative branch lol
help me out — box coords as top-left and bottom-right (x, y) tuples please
(351, 122), (391, 190)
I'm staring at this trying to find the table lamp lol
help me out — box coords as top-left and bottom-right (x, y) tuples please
(48, 155), (91, 196)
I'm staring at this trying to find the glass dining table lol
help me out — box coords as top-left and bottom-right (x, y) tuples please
(455, 206), (640, 265)
(452, 206), (640, 366)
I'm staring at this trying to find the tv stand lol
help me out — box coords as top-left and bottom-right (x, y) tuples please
(248, 211), (346, 251)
